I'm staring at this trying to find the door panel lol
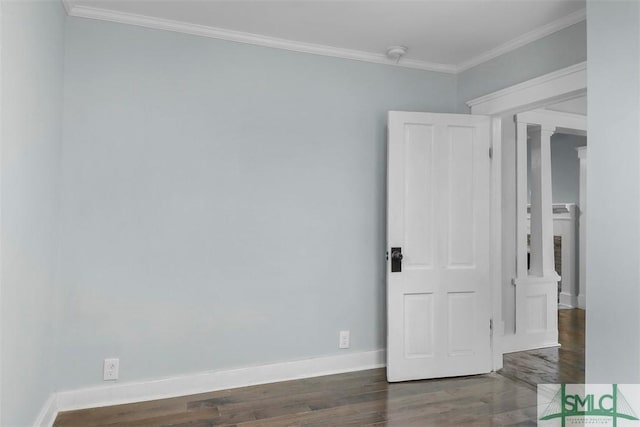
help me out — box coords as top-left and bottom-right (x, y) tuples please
(404, 293), (435, 358)
(387, 112), (492, 382)
(447, 127), (476, 267)
(404, 124), (435, 268)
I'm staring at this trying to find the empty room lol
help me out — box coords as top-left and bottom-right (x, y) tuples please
(2, 0), (639, 426)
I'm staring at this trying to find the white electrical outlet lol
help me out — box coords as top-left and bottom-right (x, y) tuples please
(103, 358), (119, 381)
(339, 330), (350, 349)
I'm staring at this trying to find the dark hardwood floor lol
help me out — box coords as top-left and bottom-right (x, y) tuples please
(500, 308), (585, 388)
(54, 309), (584, 427)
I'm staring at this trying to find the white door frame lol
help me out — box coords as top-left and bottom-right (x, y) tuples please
(0, 0), (4, 422)
(466, 61), (587, 368)
(576, 146), (587, 309)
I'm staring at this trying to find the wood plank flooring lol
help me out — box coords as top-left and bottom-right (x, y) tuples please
(500, 308), (585, 388)
(54, 309), (584, 427)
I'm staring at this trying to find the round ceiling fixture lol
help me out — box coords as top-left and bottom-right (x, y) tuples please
(386, 46), (408, 62)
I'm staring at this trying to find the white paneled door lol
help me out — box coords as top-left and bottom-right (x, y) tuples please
(387, 112), (493, 382)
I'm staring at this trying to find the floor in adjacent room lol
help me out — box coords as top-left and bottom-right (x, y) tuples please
(54, 309), (584, 427)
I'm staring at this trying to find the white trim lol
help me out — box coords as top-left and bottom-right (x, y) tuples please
(467, 62), (587, 116)
(578, 295), (586, 310)
(0, 0), (3, 423)
(62, 0), (584, 75)
(576, 146), (587, 310)
(577, 146), (587, 159)
(63, 3), (456, 73)
(501, 336), (561, 355)
(35, 349), (385, 427)
(33, 395), (58, 427)
(490, 116), (503, 371)
(517, 109), (587, 133)
(512, 275), (561, 286)
(457, 9), (586, 72)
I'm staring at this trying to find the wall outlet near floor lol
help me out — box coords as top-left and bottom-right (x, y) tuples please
(103, 358), (119, 381)
(339, 330), (350, 349)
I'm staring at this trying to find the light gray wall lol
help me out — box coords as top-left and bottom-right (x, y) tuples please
(56, 17), (457, 390)
(550, 134), (587, 204)
(1, 0), (66, 425)
(456, 21), (587, 113)
(586, 0), (640, 383)
(526, 134), (587, 204)
(0, 5), (589, 417)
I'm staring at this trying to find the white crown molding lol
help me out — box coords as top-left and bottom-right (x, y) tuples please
(457, 8), (586, 72)
(62, 1), (585, 75)
(467, 61), (587, 115)
(34, 349), (385, 427)
(63, 2), (456, 73)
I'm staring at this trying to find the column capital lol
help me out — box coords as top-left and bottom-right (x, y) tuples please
(576, 146), (587, 159)
(539, 125), (556, 134)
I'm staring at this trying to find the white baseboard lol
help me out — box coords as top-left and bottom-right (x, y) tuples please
(559, 292), (577, 309)
(578, 295), (586, 309)
(35, 349), (386, 427)
(33, 394), (58, 427)
(501, 334), (561, 354)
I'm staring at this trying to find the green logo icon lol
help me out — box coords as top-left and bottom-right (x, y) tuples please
(540, 384), (639, 426)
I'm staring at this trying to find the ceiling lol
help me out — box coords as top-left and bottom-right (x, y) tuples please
(64, 0), (586, 73)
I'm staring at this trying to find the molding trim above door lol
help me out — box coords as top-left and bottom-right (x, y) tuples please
(517, 109), (586, 133)
(467, 62), (587, 116)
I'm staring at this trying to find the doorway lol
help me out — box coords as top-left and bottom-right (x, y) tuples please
(466, 61), (586, 369)
(386, 62), (587, 381)
(528, 97), (587, 310)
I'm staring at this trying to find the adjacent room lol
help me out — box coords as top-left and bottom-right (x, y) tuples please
(2, 0), (639, 426)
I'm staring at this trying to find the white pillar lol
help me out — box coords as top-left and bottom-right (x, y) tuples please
(576, 146), (587, 309)
(508, 116), (559, 353)
(529, 129), (543, 276)
(515, 120), (529, 278)
(529, 126), (559, 279)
